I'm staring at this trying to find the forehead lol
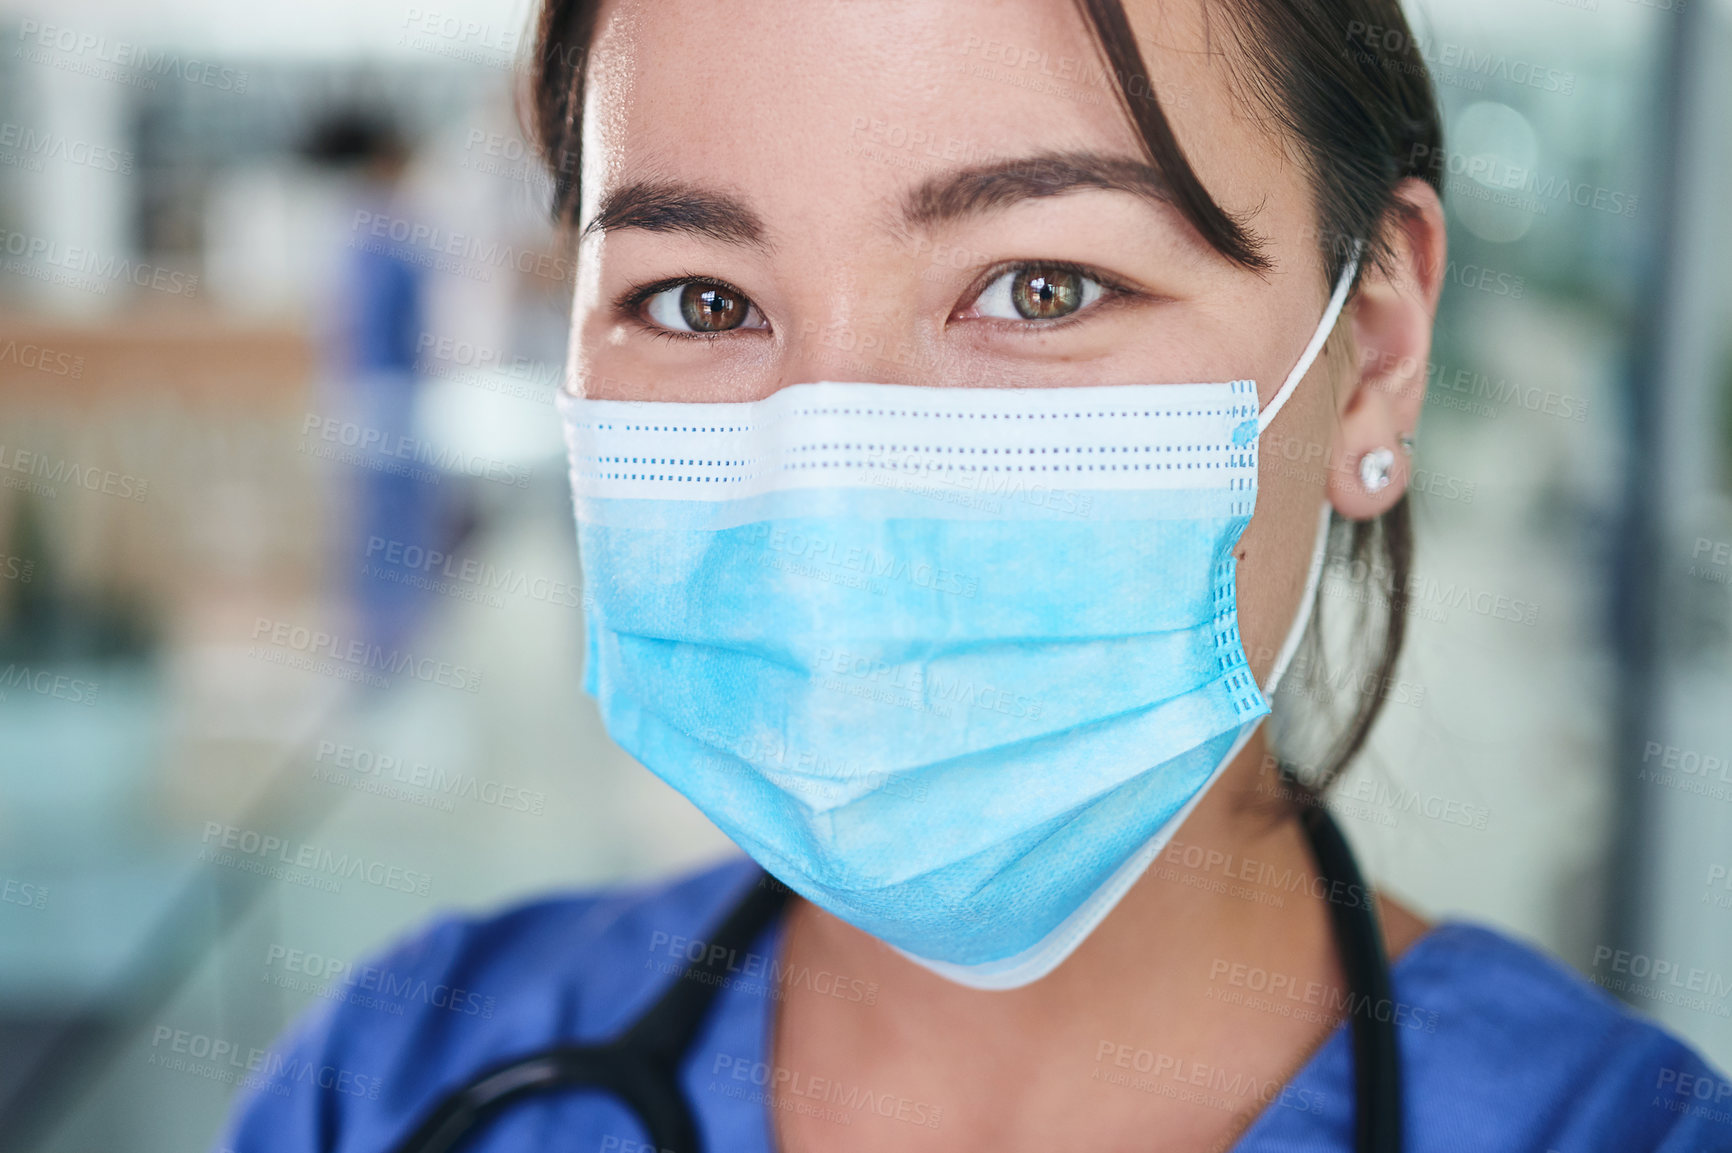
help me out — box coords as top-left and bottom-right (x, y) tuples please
(579, 0), (1279, 238)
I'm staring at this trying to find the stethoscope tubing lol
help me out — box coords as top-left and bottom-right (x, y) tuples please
(391, 803), (1400, 1153)
(388, 876), (791, 1153)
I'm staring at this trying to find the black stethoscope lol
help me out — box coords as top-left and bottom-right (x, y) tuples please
(390, 803), (1402, 1153)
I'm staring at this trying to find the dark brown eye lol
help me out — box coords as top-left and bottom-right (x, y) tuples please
(973, 265), (1103, 322)
(1012, 269), (1082, 319)
(641, 280), (763, 333)
(681, 283), (747, 330)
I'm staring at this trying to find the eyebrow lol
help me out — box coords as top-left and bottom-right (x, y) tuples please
(582, 179), (768, 248)
(899, 151), (1181, 229)
(584, 150), (1215, 250)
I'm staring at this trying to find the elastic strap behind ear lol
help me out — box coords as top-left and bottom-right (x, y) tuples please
(1258, 243), (1363, 433)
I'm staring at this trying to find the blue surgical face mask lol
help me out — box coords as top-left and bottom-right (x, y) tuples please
(559, 256), (1359, 990)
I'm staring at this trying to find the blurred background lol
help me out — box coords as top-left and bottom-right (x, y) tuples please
(0, 0), (1728, 1148)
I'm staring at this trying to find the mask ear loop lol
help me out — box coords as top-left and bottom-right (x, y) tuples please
(1257, 242), (1364, 434)
(1255, 240), (1363, 699)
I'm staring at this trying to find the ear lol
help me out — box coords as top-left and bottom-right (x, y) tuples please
(1326, 179), (1448, 520)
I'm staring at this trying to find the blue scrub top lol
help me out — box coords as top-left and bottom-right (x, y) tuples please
(218, 858), (1732, 1152)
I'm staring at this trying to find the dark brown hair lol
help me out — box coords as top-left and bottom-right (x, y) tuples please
(526, 0), (1442, 794)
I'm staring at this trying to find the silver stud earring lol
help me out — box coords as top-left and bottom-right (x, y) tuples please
(1358, 447), (1395, 494)
(1398, 433), (1416, 456)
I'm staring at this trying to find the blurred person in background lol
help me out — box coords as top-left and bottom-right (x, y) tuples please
(215, 2), (1732, 1152)
(301, 109), (445, 651)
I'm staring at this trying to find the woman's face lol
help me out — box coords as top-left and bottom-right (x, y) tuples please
(570, 0), (1434, 687)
